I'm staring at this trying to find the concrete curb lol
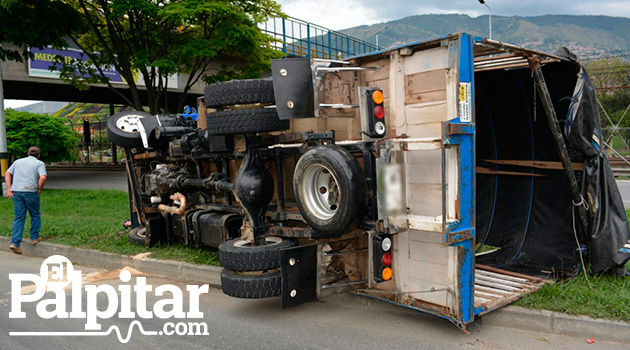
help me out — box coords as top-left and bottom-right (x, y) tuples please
(3, 236), (629, 342)
(1, 236), (221, 286)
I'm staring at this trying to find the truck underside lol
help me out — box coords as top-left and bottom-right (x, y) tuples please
(108, 33), (630, 329)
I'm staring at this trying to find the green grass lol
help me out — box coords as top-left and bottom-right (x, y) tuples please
(0, 189), (218, 265)
(514, 209), (630, 322)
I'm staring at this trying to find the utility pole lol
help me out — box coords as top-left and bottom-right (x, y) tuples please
(478, 0), (492, 40)
(0, 57), (8, 197)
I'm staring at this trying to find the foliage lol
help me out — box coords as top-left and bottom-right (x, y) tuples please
(584, 58), (630, 127)
(0, 189), (219, 265)
(0, 0), (84, 61)
(4, 109), (79, 162)
(57, 0), (284, 114)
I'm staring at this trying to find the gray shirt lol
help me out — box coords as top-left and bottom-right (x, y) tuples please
(7, 156), (47, 192)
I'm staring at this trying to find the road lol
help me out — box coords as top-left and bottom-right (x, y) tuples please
(44, 170), (630, 208)
(0, 252), (625, 350)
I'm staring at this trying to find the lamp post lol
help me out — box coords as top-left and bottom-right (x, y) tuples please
(374, 26), (389, 49)
(478, 0), (492, 40)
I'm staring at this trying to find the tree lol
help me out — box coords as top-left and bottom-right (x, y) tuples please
(0, 0), (84, 61)
(5, 109), (79, 163)
(58, 0), (284, 114)
(584, 58), (630, 127)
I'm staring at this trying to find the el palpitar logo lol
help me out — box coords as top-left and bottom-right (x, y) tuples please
(9, 255), (210, 343)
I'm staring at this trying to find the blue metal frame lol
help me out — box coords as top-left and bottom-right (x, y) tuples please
(444, 33), (477, 323)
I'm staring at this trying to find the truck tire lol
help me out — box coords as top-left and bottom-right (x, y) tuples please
(107, 111), (159, 149)
(204, 79), (275, 108)
(206, 109), (289, 135)
(221, 269), (281, 298)
(293, 145), (367, 237)
(128, 226), (146, 245)
(219, 236), (296, 271)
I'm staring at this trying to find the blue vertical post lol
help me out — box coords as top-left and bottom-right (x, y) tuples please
(328, 31), (332, 59)
(306, 23), (311, 58)
(346, 36), (350, 58)
(452, 33), (476, 325)
(282, 17), (287, 55)
(363, 40), (367, 54)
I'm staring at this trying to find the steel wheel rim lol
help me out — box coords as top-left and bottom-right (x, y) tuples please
(233, 236), (282, 248)
(115, 114), (144, 134)
(301, 163), (340, 221)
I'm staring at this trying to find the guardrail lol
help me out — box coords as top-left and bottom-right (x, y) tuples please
(259, 16), (380, 59)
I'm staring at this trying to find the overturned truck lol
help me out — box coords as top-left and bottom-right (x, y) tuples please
(108, 33), (630, 329)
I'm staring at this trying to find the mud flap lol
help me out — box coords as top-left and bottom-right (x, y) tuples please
(280, 245), (318, 309)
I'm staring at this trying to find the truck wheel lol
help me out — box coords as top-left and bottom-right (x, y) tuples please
(206, 109), (289, 135)
(128, 226), (146, 245)
(107, 111), (159, 149)
(221, 269), (281, 298)
(294, 145), (367, 237)
(204, 79), (275, 108)
(219, 237), (296, 271)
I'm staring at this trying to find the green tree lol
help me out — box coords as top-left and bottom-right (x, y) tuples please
(0, 0), (84, 61)
(584, 58), (630, 127)
(58, 0), (284, 114)
(5, 109), (79, 162)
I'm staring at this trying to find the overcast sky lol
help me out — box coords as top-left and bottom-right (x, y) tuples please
(276, 0), (630, 30)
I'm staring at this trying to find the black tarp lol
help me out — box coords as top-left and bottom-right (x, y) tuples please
(474, 56), (630, 275)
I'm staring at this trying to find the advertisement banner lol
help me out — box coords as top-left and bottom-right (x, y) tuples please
(28, 47), (178, 89)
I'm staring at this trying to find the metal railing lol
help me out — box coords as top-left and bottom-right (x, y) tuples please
(259, 16), (380, 59)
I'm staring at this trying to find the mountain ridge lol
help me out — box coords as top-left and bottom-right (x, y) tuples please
(340, 14), (630, 59)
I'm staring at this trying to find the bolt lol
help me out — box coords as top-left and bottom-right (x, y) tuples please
(287, 100), (294, 109)
(279, 68), (288, 77)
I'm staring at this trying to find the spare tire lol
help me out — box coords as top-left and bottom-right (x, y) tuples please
(293, 145), (367, 237)
(206, 109), (289, 135)
(204, 79), (275, 108)
(219, 236), (296, 271)
(107, 111), (159, 149)
(221, 269), (281, 298)
(128, 226), (146, 245)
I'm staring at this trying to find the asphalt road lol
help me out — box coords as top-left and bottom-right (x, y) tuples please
(43, 170), (630, 208)
(45, 170), (128, 192)
(0, 252), (625, 350)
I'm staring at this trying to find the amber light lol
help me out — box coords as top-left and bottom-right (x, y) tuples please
(382, 267), (393, 281)
(372, 90), (384, 104)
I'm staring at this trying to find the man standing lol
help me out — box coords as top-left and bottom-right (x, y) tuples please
(5, 146), (47, 254)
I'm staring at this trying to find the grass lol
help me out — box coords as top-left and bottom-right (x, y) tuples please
(0, 189), (219, 265)
(513, 209), (630, 322)
(2, 189), (630, 321)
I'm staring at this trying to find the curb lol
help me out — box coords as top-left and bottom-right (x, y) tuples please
(3, 236), (629, 342)
(0, 236), (221, 287)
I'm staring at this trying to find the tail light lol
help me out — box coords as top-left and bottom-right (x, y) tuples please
(373, 234), (393, 283)
(359, 87), (386, 138)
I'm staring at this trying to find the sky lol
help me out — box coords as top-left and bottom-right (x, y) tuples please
(275, 0), (630, 30)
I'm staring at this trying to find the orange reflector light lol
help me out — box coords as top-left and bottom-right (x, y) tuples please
(382, 267), (393, 281)
(382, 252), (392, 265)
(372, 90), (384, 104)
(374, 105), (385, 119)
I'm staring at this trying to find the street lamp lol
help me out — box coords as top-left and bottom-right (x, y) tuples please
(374, 26), (389, 48)
(478, 0), (492, 40)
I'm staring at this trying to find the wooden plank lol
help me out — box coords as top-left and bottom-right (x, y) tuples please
(476, 167), (546, 177)
(407, 163), (441, 183)
(408, 230), (444, 244)
(405, 69), (447, 105)
(475, 274), (530, 289)
(197, 98), (208, 130)
(409, 240), (449, 263)
(405, 101), (448, 125)
(406, 149), (441, 164)
(362, 58), (390, 81)
(475, 279), (522, 292)
(476, 264), (544, 282)
(409, 259), (450, 285)
(476, 269), (529, 283)
(403, 46), (449, 75)
(482, 159), (585, 171)
(406, 122), (443, 138)
(474, 285), (512, 297)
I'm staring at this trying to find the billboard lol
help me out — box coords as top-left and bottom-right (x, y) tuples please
(27, 47), (178, 89)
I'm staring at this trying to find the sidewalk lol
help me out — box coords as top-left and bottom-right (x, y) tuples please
(2, 236), (629, 343)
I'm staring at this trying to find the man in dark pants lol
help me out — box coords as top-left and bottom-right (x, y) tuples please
(4, 146), (47, 254)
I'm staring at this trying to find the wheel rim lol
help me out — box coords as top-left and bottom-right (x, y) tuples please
(301, 163), (340, 221)
(115, 114), (145, 134)
(233, 236), (282, 248)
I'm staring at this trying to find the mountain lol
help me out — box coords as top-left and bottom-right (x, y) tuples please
(340, 14), (630, 59)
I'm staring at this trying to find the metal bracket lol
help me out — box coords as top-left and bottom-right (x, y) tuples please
(280, 245), (318, 309)
(445, 228), (473, 245)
